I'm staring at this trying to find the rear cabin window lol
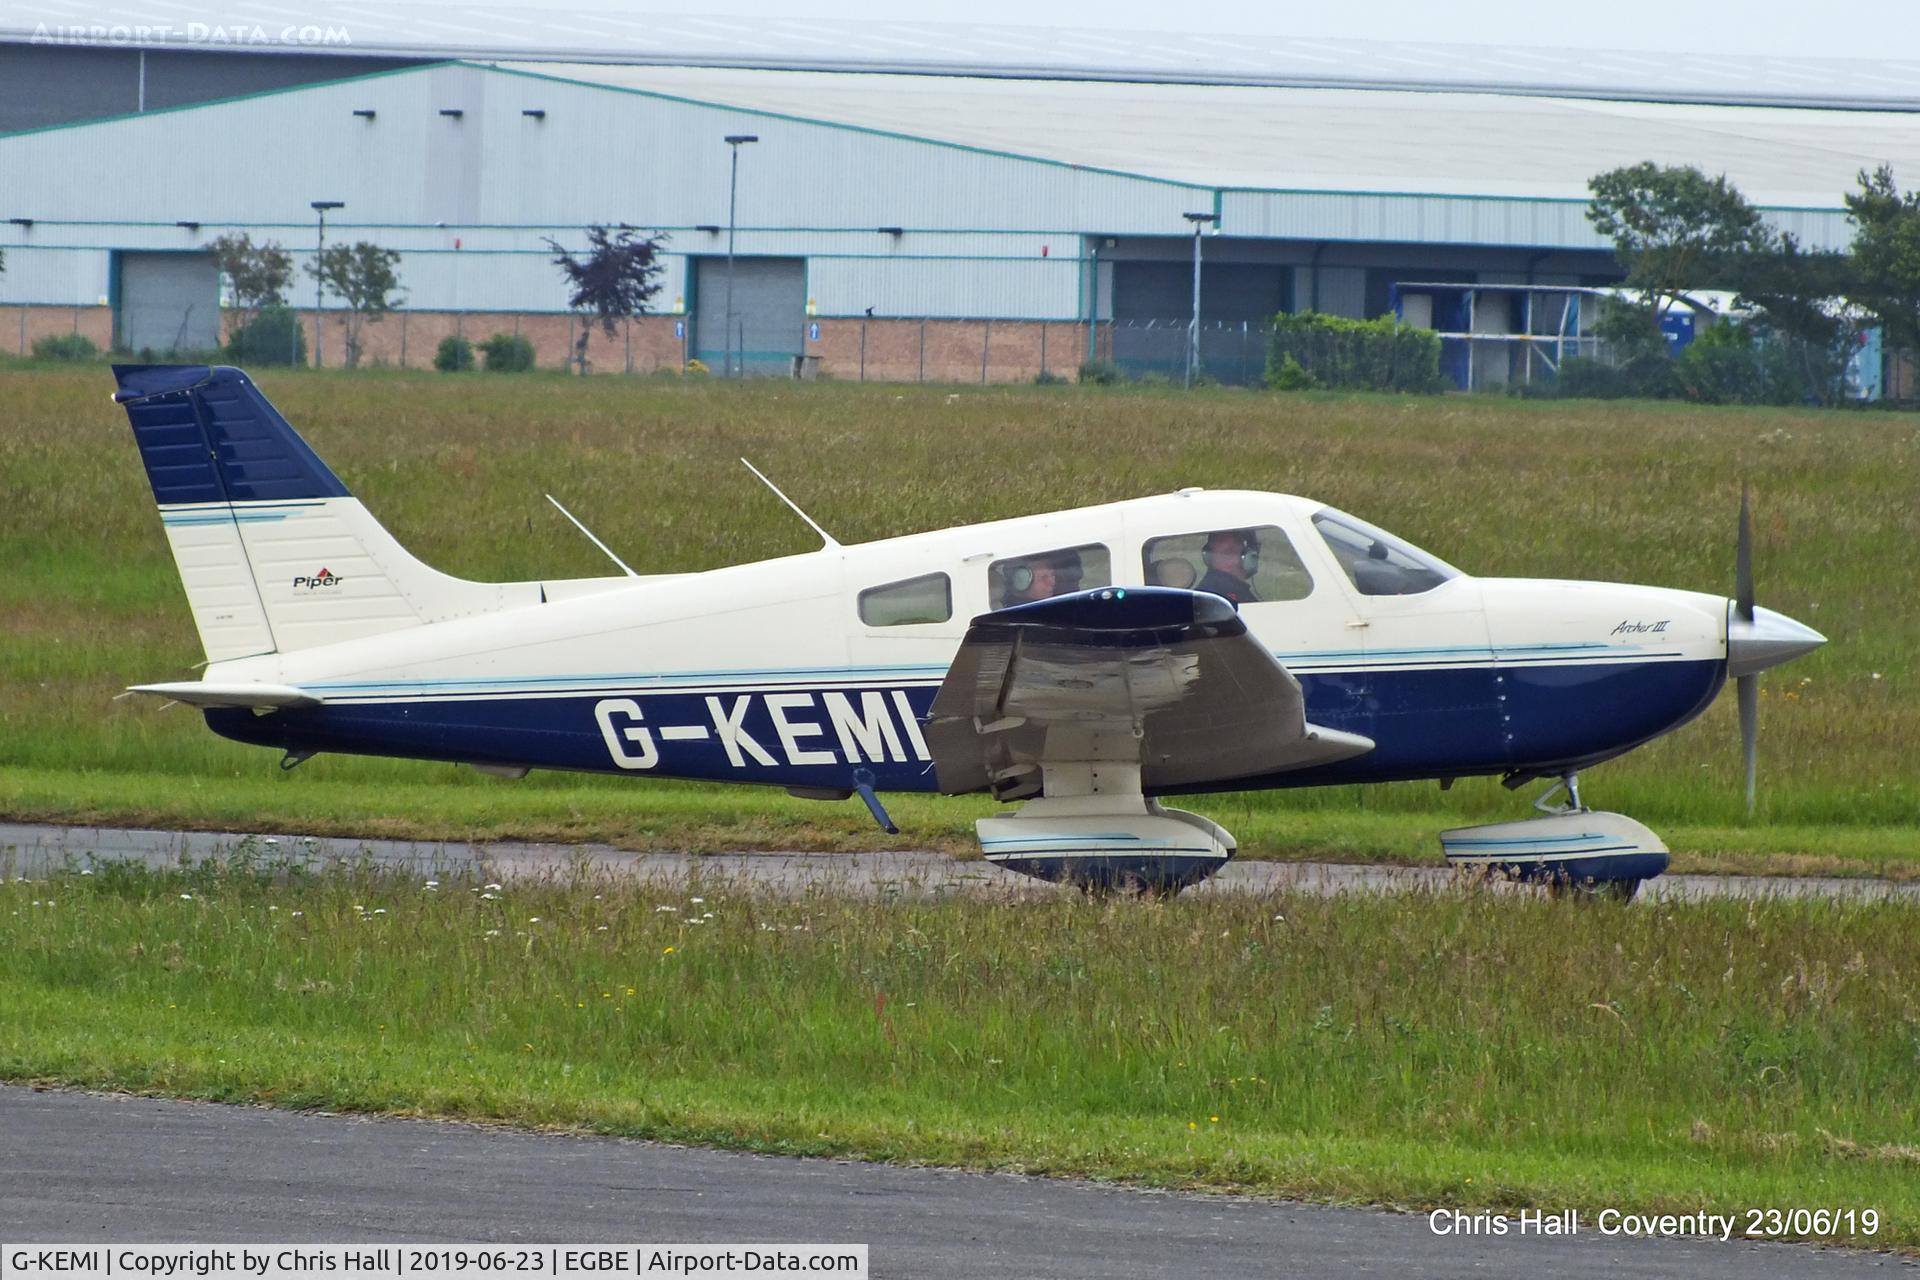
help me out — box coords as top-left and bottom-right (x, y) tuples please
(988, 543), (1111, 609)
(858, 573), (952, 627)
(1142, 525), (1313, 605)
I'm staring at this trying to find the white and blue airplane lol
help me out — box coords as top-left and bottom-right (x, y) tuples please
(114, 364), (1825, 897)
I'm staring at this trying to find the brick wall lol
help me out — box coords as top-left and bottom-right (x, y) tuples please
(1, 305), (1098, 384)
(804, 318), (1089, 383)
(2, 305), (114, 356)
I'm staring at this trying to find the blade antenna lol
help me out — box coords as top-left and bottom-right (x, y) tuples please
(741, 457), (841, 549)
(546, 495), (639, 577)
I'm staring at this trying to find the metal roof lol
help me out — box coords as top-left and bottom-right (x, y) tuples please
(10, 4), (1920, 111)
(496, 63), (1920, 209)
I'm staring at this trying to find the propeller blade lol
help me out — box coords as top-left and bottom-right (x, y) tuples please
(1735, 485), (1755, 624)
(1738, 672), (1758, 813)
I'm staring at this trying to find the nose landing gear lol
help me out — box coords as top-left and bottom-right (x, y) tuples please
(1443, 770), (1669, 901)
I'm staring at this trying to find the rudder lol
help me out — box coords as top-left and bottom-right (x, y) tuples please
(115, 364), (531, 661)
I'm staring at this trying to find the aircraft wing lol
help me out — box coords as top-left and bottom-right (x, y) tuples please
(924, 587), (1373, 797)
(127, 682), (321, 710)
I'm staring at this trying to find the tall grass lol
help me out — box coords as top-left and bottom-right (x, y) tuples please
(2, 859), (1916, 1244)
(1, 368), (1915, 855)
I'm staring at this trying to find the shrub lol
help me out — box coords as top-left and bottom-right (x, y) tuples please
(1077, 359), (1122, 385)
(479, 332), (536, 373)
(1554, 356), (1643, 399)
(32, 333), (98, 362)
(1265, 313), (1443, 393)
(1674, 322), (1771, 404)
(434, 335), (475, 372)
(683, 358), (711, 377)
(1268, 353), (1319, 391)
(225, 306), (306, 366)
(1033, 369), (1067, 386)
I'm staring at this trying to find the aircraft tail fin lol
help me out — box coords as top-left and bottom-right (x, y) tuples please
(114, 364), (530, 662)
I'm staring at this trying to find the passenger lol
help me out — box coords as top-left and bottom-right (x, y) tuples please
(1198, 530), (1260, 607)
(1005, 556), (1059, 605)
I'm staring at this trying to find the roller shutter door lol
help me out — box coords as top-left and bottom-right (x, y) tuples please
(692, 256), (804, 377)
(118, 251), (220, 353)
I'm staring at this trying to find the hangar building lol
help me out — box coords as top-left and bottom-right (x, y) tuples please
(3, 48), (1917, 380)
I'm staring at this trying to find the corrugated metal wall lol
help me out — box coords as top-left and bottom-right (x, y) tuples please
(0, 60), (1863, 323)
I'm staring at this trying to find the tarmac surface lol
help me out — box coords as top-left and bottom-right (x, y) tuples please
(0, 1087), (1908, 1278)
(4, 821), (1919, 903)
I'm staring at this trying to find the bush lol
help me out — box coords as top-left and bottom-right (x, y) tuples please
(1265, 313), (1443, 393)
(1268, 353), (1319, 391)
(1077, 359), (1122, 385)
(683, 358), (710, 377)
(32, 333), (98, 362)
(225, 306), (306, 366)
(1551, 357), (1634, 399)
(1674, 322), (1772, 404)
(1033, 369), (1067, 386)
(479, 332), (536, 373)
(434, 335), (475, 372)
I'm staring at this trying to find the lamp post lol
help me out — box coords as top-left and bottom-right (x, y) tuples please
(1183, 211), (1218, 390)
(723, 134), (758, 378)
(310, 200), (344, 368)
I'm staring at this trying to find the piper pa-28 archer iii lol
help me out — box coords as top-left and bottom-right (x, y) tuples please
(113, 364), (1826, 897)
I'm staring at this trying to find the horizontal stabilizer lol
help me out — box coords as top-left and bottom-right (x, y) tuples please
(127, 682), (322, 709)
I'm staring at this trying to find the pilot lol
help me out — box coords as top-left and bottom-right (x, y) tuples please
(1005, 556), (1060, 605)
(1198, 530), (1260, 607)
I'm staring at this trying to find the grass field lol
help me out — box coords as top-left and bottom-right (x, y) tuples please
(1, 364), (1916, 869)
(3, 858), (1915, 1246)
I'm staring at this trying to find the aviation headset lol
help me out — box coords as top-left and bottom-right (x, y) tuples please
(1205, 530), (1261, 577)
(1008, 562), (1038, 594)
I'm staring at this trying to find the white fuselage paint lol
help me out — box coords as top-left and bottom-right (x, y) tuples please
(196, 490), (1730, 777)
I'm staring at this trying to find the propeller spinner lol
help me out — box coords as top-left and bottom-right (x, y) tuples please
(1726, 487), (1827, 811)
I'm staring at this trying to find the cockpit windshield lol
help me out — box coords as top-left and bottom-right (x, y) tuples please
(1311, 508), (1461, 597)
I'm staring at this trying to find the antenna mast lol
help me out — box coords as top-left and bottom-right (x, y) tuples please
(741, 457), (841, 549)
(545, 495), (640, 577)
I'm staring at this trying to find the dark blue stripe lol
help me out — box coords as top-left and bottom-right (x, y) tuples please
(204, 658), (1726, 801)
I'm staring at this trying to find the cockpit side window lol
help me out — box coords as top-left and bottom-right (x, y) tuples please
(989, 543), (1110, 609)
(1141, 525), (1313, 606)
(1311, 509), (1459, 597)
(858, 573), (952, 626)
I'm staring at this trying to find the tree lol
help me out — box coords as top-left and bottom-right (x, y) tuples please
(1587, 163), (1768, 339)
(208, 232), (293, 339)
(545, 224), (666, 374)
(305, 242), (402, 369)
(1845, 165), (1920, 363)
(1724, 231), (1856, 405)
